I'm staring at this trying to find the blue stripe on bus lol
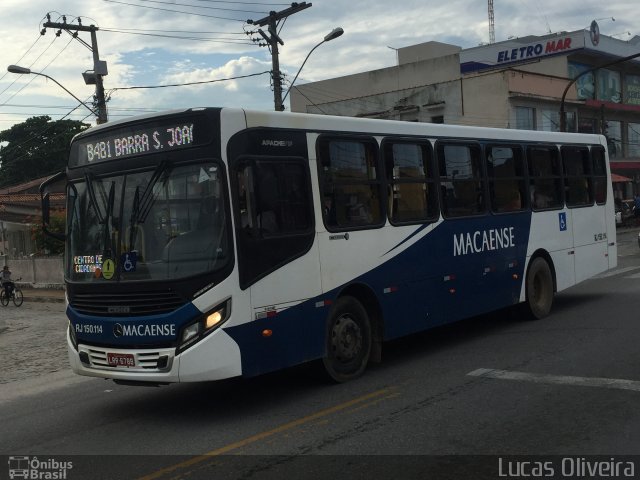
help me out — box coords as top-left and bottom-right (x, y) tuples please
(382, 222), (431, 256)
(225, 212), (533, 377)
(67, 302), (201, 347)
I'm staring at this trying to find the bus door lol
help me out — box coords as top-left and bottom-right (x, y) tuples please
(562, 146), (609, 283)
(528, 145), (575, 292)
(231, 154), (321, 374)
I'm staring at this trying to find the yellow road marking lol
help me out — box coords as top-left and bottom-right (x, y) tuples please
(137, 387), (394, 480)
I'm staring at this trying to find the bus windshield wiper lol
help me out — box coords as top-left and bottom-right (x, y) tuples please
(127, 161), (172, 253)
(128, 186), (140, 252)
(138, 160), (173, 223)
(84, 171), (105, 224)
(102, 181), (116, 259)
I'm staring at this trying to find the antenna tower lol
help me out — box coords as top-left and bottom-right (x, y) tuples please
(488, 0), (495, 44)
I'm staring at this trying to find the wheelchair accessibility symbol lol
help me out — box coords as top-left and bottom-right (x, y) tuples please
(559, 212), (567, 231)
(121, 251), (138, 273)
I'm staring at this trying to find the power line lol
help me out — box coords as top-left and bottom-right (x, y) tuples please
(0, 100), (93, 166)
(0, 36), (60, 102)
(108, 70), (270, 92)
(100, 26), (247, 34)
(183, 0), (290, 4)
(100, 28), (253, 44)
(0, 36), (75, 108)
(102, 0), (248, 21)
(0, 35), (44, 86)
(129, 0), (269, 14)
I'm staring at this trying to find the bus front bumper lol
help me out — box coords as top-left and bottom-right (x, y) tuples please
(68, 327), (242, 383)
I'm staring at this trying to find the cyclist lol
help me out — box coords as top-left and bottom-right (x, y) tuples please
(1, 265), (14, 298)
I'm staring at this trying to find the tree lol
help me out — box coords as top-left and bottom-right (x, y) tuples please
(0, 116), (89, 188)
(29, 210), (66, 255)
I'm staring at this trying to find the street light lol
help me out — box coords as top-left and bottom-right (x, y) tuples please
(281, 27), (344, 107)
(559, 52), (640, 132)
(7, 64), (98, 117)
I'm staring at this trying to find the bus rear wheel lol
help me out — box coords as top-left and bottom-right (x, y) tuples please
(525, 257), (554, 319)
(322, 296), (372, 383)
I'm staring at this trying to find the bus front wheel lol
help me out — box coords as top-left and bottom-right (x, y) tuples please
(322, 296), (372, 383)
(525, 257), (554, 320)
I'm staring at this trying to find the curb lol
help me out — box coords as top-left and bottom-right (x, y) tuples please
(26, 296), (65, 304)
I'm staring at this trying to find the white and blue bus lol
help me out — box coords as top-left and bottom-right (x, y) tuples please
(42, 107), (616, 384)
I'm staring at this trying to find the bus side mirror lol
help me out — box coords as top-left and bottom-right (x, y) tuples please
(40, 172), (67, 242)
(42, 193), (51, 226)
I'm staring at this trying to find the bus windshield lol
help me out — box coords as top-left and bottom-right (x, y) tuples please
(67, 161), (230, 283)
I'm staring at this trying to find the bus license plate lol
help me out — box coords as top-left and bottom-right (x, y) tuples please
(107, 353), (135, 367)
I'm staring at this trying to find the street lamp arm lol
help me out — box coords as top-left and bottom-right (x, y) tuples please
(281, 27), (344, 106)
(282, 41), (324, 104)
(559, 51), (640, 132)
(6, 65), (98, 117)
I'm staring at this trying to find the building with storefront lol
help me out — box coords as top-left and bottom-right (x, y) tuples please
(290, 23), (640, 197)
(0, 176), (64, 258)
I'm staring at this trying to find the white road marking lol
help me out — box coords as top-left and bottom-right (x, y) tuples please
(468, 368), (640, 393)
(593, 266), (640, 278)
(0, 370), (95, 405)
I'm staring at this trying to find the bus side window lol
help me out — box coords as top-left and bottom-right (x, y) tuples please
(527, 146), (563, 210)
(561, 146), (593, 207)
(317, 137), (384, 230)
(486, 145), (526, 213)
(591, 146), (608, 205)
(383, 140), (438, 224)
(437, 142), (485, 217)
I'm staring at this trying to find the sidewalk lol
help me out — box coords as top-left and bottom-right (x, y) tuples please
(17, 285), (66, 304)
(0, 286), (65, 334)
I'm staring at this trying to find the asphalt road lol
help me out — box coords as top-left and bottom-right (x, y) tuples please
(1, 229), (640, 479)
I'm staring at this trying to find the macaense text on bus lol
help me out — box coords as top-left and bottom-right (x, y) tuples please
(85, 124), (195, 163)
(453, 227), (515, 256)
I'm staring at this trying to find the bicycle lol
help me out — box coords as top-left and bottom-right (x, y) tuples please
(1, 278), (23, 307)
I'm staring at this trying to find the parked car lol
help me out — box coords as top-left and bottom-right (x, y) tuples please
(615, 199), (635, 226)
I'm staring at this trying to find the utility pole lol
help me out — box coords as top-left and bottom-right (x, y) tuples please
(248, 2), (312, 111)
(42, 15), (108, 124)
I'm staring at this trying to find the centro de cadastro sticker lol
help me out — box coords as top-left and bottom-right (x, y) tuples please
(102, 258), (116, 279)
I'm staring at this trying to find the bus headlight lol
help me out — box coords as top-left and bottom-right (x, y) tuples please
(177, 299), (231, 353)
(69, 322), (78, 350)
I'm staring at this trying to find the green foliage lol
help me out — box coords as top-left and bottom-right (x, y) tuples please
(29, 210), (66, 255)
(0, 116), (89, 188)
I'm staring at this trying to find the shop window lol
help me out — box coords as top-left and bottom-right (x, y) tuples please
(515, 107), (536, 130)
(627, 123), (640, 157)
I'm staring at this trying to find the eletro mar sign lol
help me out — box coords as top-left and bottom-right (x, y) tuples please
(496, 37), (573, 63)
(459, 31), (584, 73)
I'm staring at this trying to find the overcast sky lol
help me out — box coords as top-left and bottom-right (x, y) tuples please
(0, 0), (636, 132)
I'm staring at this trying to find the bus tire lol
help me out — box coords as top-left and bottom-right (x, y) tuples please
(322, 296), (372, 383)
(524, 257), (554, 320)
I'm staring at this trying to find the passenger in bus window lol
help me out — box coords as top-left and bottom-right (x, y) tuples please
(323, 194), (336, 226)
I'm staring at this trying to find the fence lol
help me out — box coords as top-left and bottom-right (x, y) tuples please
(0, 255), (64, 288)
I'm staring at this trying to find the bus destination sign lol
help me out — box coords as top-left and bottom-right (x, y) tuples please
(72, 116), (208, 167)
